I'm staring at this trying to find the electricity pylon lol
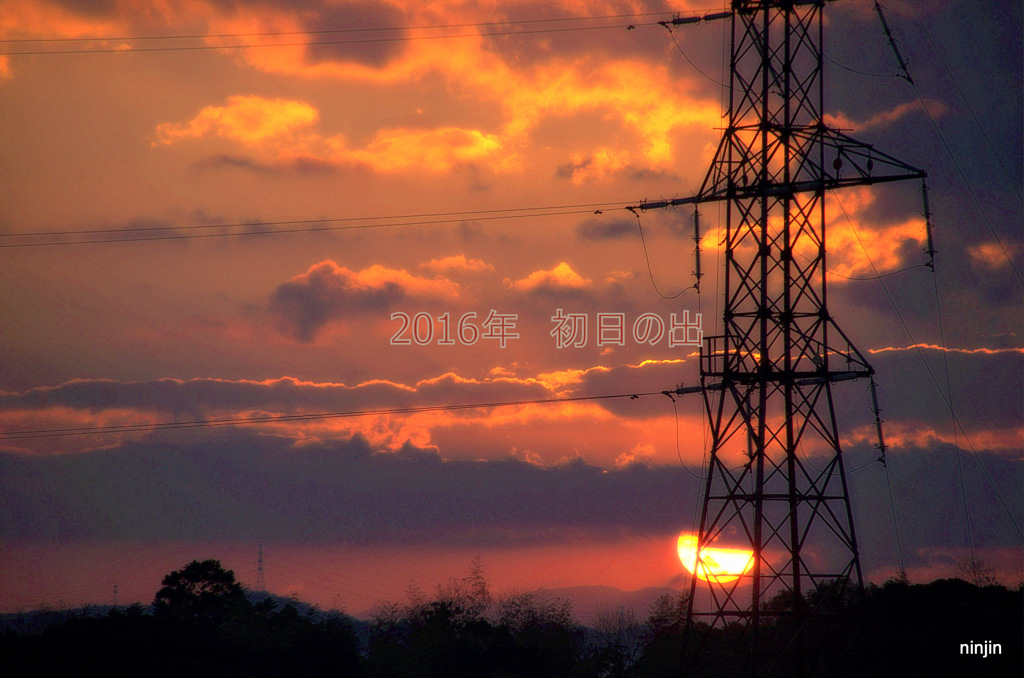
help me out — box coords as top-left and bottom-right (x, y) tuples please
(256, 544), (266, 592)
(633, 2), (929, 675)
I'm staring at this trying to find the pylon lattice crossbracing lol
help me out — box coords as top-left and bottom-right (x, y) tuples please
(651, 2), (927, 676)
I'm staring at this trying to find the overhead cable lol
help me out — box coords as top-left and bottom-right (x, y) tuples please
(0, 202), (628, 249)
(1, 18), (670, 56)
(0, 389), (669, 440)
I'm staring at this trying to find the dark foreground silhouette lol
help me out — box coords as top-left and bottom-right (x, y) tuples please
(3, 559), (1021, 677)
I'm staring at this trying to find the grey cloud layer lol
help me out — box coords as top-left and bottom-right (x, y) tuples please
(0, 431), (698, 543)
(0, 375), (549, 421)
(1, 429), (1018, 574)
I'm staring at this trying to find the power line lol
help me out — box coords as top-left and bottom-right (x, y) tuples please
(833, 192), (1023, 541)
(871, 1), (1023, 285)
(930, 237), (977, 567)
(0, 19), (669, 56)
(823, 53), (898, 79)
(662, 25), (726, 88)
(900, 0), (1023, 203)
(0, 390), (668, 440)
(826, 263), (930, 281)
(0, 202), (629, 249)
(907, 83), (1023, 286)
(0, 11), (688, 44)
(628, 209), (693, 300)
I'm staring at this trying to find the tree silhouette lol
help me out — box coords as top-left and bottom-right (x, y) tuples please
(5, 570), (1020, 678)
(590, 604), (644, 677)
(153, 558), (249, 627)
(957, 556), (999, 587)
(629, 592), (689, 677)
(367, 562), (584, 678)
(644, 591), (688, 641)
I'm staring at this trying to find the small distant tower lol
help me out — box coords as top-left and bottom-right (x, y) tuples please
(256, 544), (266, 591)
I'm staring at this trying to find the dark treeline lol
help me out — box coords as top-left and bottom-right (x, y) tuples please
(2, 559), (1021, 677)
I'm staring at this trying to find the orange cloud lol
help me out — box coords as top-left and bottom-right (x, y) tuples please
(0, 406), (159, 456)
(535, 366), (610, 392)
(0, 0), (122, 43)
(845, 421), (1024, 457)
(314, 261), (459, 299)
(155, 95), (509, 173)
(423, 404), (704, 467)
(560, 148), (631, 185)
(615, 441), (657, 468)
(870, 344), (1024, 356)
(11, 1), (722, 178)
(0, 359), (712, 465)
(181, 3), (721, 173)
(0, 0), (138, 79)
(968, 241), (1019, 272)
(270, 261), (460, 341)
(155, 95), (320, 146)
(347, 126), (507, 173)
(508, 262), (592, 292)
(186, 391), (618, 461)
(493, 57), (719, 168)
(826, 219), (927, 278)
(700, 180), (917, 282)
(825, 98), (947, 133)
(808, 187), (928, 278)
(419, 254), (494, 274)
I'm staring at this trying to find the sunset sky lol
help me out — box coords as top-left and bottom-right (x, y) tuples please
(1, 0), (1021, 616)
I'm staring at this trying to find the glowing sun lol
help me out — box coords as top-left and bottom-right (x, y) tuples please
(677, 533), (755, 584)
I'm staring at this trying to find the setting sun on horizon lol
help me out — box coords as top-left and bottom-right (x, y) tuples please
(676, 532), (755, 585)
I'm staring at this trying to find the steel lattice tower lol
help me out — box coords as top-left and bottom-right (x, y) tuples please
(256, 544), (266, 592)
(634, 1), (929, 676)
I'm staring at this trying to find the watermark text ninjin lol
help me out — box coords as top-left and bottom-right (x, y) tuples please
(959, 640), (1002, 658)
